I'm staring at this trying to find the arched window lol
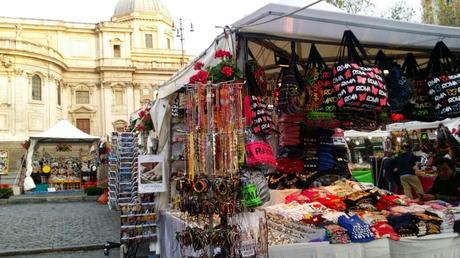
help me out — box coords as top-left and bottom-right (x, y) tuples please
(32, 75), (42, 101)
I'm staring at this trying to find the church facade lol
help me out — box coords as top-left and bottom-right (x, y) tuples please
(0, 0), (186, 169)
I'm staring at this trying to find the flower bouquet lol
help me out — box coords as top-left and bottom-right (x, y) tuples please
(189, 49), (242, 84)
(135, 107), (154, 132)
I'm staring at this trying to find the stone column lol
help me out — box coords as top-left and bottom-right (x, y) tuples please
(102, 82), (113, 135)
(126, 82), (134, 117)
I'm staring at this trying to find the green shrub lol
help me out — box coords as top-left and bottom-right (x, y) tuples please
(84, 186), (104, 196)
(0, 188), (13, 199)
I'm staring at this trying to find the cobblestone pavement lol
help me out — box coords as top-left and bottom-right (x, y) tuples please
(0, 202), (120, 253)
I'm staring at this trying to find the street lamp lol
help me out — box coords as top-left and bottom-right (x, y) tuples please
(173, 18), (194, 66)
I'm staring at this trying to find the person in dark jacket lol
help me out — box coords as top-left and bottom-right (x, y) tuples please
(393, 143), (423, 199)
(421, 157), (460, 203)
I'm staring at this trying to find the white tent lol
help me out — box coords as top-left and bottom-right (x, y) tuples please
(386, 118), (460, 132)
(23, 120), (99, 191)
(30, 120), (100, 142)
(344, 130), (390, 138)
(159, 3), (460, 99)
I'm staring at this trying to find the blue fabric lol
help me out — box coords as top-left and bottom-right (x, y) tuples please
(338, 214), (374, 243)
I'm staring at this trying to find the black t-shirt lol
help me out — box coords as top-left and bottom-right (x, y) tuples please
(428, 171), (460, 203)
(393, 153), (420, 176)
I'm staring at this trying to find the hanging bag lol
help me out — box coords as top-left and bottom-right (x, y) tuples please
(276, 42), (307, 114)
(426, 41), (460, 119)
(402, 53), (436, 122)
(375, 50), (412, 113)
(245, 49), (268, 96)
(333, 30), (388, 111)
(305, 43), (330, 110)
(305, 44), (340, 127)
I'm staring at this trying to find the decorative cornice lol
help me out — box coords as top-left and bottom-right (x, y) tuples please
(102, 81), (131, 88)
(69, 105), (97, 114)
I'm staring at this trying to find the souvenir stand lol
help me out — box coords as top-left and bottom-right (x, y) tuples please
(153, 3), (460, 258)
(22, 120), (99, 193)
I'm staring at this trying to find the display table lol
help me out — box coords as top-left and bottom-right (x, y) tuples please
(269, 239), (390, 258)
(389, 233), (460, 258)
(159, 210), (460, 258)
(417, 175), (436, 193)
(48, 180), (81, 190)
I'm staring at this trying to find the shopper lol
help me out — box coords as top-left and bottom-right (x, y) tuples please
(382, 151), (400, 193)
(393, 143), (424, 199)
(420, 157), (460, 203)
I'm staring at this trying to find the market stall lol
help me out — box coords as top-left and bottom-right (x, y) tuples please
(148, 2), (460, 258)
(23, 120), (99, 192)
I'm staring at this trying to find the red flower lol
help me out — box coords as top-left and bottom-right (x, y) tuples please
(190, 70), (209, 84)
(193, 61), (204, 70)
(136, 123), (144, 131)
(221, 66), (234, 77)
(215, 50), (232, 59)
(197, 70), (208, 82)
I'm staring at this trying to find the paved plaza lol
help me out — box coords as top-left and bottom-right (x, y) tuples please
(0, 202), (120, 257)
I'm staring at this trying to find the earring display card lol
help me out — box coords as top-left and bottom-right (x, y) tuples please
(138, 154), (166, 193)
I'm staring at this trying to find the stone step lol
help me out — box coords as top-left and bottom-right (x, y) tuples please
(0, 172), (20, 186)
(5, 192), (98, 205)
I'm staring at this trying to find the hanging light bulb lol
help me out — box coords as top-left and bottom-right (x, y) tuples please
(355, 140), (360, 145)
(397, 137), (401, 143)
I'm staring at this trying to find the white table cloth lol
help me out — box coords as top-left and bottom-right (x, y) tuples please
(159, 210), (460, 258)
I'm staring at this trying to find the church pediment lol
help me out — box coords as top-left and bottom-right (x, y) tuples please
(69, 105), (96, 113)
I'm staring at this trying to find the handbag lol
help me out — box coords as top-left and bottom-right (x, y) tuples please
(426, 41), (460, 119)
(333, 30), (387, 111)
(244, 95), (276, 137)
(375, 50), (412, 113)
(402, 53), (435, 122)
(240, 167), (271, 204)
(276, 42), (307, 114)
(246, 49), (268, 96)
(305, 43), (330, 110)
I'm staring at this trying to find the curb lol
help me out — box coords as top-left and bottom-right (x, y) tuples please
(0, 244), (105, 257)
(0, 195), (98, 205)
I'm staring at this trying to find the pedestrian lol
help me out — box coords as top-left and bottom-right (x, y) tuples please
(382, 151), (400, 193)
(420, 157), (460, 203)
(393, 143), (424, 199)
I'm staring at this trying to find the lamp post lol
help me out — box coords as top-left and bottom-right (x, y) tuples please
(173, 18), (194, 66)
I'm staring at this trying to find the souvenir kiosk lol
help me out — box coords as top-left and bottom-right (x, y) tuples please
(149, 2), (460, 258)
(23, 120), (99, 193)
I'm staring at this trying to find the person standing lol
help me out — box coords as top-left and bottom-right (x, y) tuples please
(393, 143), (424, 199)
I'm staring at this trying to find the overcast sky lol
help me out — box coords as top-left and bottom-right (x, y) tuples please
(0, 0), (421, 55)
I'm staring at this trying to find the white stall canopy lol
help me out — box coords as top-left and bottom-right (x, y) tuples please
(160, 2), (460, 99)
(387, 118), (460, 132)
(30, 120), (99, 143)
(24, 120), (99, 191)
(344, 130), (390, 138)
